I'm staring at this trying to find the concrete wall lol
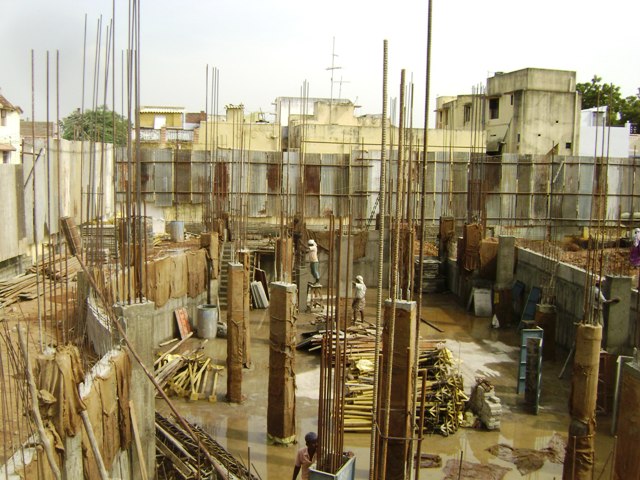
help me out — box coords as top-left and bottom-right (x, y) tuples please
(0, 104), (22, 164)
(579, 121), (631, 158)
(446, 247), (637, 355)
(1, 139), (114, 265)
(0, 164), (27, 262)
(514, 247), (636, 353)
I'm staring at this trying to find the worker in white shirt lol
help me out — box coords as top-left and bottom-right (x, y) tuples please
(352, 275), (366, 323)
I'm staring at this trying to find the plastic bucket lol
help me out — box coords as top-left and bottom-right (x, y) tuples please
(168, 221), (184, 242)
(197, 304), (218, 339)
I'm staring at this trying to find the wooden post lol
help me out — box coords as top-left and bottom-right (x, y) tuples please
(226, 263), (244, 403)
(267, 282), (297, 444)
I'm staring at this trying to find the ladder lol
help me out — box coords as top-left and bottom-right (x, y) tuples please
(364, 194), (381, 231)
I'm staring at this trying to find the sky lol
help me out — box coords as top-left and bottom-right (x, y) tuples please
(1, 0), (639, 127)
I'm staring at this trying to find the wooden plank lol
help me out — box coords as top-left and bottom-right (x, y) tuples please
(174, 308), (192, 339)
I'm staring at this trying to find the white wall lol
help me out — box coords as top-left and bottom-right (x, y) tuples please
(579, 109), (631, 157)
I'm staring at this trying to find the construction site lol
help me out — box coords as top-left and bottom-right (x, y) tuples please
(2, 3), (640, 480)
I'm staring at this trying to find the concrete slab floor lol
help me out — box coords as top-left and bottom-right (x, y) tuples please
(156, 291), (616, 479)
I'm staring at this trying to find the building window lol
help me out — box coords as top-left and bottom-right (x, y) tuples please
(3, 151), (10, 164)
(1, 109), (6, 127)
(463, 104), (471, 124)
(489, 98), (499, 119)
(510, 95), (513, 105)
(517, 133), (520, 143)
(565, 142), (572, 150)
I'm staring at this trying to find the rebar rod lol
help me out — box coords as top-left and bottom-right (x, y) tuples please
(369, 39), (388, 480)
(30, 50), (43, 352)
(414, 4), (433, 476)
(379, 68), (406, 480)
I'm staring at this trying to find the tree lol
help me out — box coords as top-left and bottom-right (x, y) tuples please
(576, 76), (625, 125)
(619, 90), (640, 130)
(60, 106), (130, 146)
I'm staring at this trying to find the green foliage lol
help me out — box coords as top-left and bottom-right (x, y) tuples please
(619, 91), (640, 128)
(60, 106), (130, 146)
(576, 76), (639, 128)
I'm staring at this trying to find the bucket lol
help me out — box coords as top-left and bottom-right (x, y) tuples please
(168, 221), (184, 242)
(197, 304), (218, 339)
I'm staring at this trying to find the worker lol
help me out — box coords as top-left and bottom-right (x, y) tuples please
(292, 431), (318, 480)
(352, 275), (366, 323)
(630, 228), (640, 266)
(307, 239), (320, 285)
(592, 277), (619, 325)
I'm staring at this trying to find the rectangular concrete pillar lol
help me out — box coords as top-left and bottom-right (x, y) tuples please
(113, 301), (155, 480)
(238, 250), (252, 368)
(378, 299), (416, 480)
(603, 275), (632, 355)
(200, 232), (220, 279)
(297, 264), (313, 313)
(613, 361), (640, 480)
(227, 262), (244, 403)
(267, 282), (297, 445)
(495, 235), (516, 288)
(275, 237), (293, 283)
(63, 433), (83, 480)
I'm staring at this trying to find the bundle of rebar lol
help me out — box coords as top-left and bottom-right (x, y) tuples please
(155, 412), (259, 480)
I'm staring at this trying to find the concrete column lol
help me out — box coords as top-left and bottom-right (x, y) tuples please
(275, 237), (293, 283)
(200, 232), (220, 279)
(378, 299), (416, 480)
(226, 263), (244, 402)
(238, 250), (252, 368)
(113, 301), (155, 480)
(603, 275), (632, 354)
(297, 264), (313, 313)
(267, 282), (297, 445)
(62, 434), (83, 480)
(563, 323), (601, 480)
(495, 235), (516, 288)
(336, 234), (354, 298)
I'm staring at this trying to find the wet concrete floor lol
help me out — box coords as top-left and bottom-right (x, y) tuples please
(157, 290), (616, 479)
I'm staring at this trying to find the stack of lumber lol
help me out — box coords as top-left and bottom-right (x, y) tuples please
(0, 255), (81, 307)
(154, 341), (223, 402)
(416, 347), (467, 436)
(298, 323), (467, 436)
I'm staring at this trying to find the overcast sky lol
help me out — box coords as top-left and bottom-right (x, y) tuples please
(2, 0), (638, 127)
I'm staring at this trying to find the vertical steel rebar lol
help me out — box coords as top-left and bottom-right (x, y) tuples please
(414, 3), (433, 476)
(369, 39), (388, 480)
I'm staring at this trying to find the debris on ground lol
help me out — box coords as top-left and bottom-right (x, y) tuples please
(486, 432), (566, 475)
(154, 341), (223, 402)
(443, 458), (511, 480)
(415, 452), (442, 468)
